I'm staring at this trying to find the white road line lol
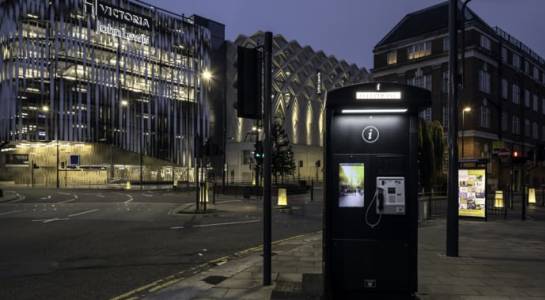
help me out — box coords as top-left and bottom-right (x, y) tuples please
(58, 194), (78, 204)
(40, 195), (52, 200)
(57, 191), (71, 196)
(32, 217), (69, 224)
(170, 219), (261, 230)
(124, 194), (134, 204)
(96, 194), (105, 198)
(68, 208), (99, 218)
(215, 200), (242, 204)
(0, 210), (22, 216)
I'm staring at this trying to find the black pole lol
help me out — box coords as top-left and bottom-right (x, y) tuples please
(262, 31), (273, 286)
(447, 0), (459, 257)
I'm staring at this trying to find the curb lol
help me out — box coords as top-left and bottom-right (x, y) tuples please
(109, 232), (319, 300)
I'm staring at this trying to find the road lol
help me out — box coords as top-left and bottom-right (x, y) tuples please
(0, 187), (322, 300)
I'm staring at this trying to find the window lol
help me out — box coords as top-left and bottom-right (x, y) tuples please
(525, 119), (531, 137)
(479, 68), (491, 93)
(533, 122), (539, 139)
(480, 35), (491, 50)
(533, 95), (539, 111)
(242, 150), (252, 165)
(420, 107), (432, 122)
(524, 61), (529, 74)
(387, 51), (397, 65)
(525, 90), (530, 108)
(480, 99), (490, 128)
(512, 84), (520, 104)
(442, 104), (449, 129)
(501, 112), (508, 132)
(501, 47), (508, 63)
(501, 78), (508, 99)
(442, 71), (449, 93)
(533, 66), (539, 80)
(407, 70), (432, 91)
(443, 37), (449, 52)
(407, 41), (431, 60)
(512, 115), (520, 134)
(513, 53), (520, 69)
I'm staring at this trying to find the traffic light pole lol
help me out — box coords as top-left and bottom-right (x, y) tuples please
(262, 31), (273, 286)
(447, 0), (459, 257)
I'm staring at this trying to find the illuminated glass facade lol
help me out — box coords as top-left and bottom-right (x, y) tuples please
(0, 0), (216, 167)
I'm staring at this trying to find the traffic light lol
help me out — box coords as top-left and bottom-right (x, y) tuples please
(236, 46), (261, 119)
(254, 140), (264, 165)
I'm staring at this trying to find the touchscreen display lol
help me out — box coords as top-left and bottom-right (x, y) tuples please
(338, 163), (365, 207)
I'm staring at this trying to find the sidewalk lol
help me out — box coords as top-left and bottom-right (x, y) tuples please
(120, 217), (545, 300)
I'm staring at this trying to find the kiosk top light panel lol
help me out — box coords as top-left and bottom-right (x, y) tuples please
(355, 91), (402, 100)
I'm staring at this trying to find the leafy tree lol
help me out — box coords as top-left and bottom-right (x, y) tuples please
(271, 117), (296, 184)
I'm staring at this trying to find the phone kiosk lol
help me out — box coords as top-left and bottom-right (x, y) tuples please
(323, 82), (431, 299)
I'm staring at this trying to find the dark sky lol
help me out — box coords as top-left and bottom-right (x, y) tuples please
(148, 0), (545, 71)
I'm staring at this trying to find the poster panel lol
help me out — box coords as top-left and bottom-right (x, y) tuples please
(458, 169), (486, 218)
(338, 163), (365, 208)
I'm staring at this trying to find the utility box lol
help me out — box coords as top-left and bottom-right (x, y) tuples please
(323, 82), (430, 299)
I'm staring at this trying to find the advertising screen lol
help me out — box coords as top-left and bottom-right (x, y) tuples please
(458, 169), (486, 218)
(338, 163), (365, 207)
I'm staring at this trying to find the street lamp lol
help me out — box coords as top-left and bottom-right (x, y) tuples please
(121, 100), (128, 107)
(42, 105), (49, 112)
(202, 69), (213, 81)
(462, 106), (472, 159)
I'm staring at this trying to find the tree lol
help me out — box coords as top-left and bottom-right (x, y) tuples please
(418, 119), (447, 219)
(271, 117), (296, 184)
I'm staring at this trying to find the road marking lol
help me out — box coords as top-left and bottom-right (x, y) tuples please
(96, 194), (105, 198)
(124, 194), (134, 204)
(0, 210), (22, 216)
(32, 217), (69, 224)
(215, 200), (242, 204)
(7, 191), (26, 203)
(143, 193), (153, 198)
(170, 219), (260, 230)
(57, 191), (72, 196)
(40, 195), (52, 200)
(68, 208), (99, 218)
(58, 194), (78, 204)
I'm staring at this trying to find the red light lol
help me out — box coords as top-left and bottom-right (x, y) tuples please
(513, 151), (519, 157)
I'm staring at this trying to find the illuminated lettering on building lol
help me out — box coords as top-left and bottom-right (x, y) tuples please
(355, 91), (402, 100)
(84, 0), (151, 45)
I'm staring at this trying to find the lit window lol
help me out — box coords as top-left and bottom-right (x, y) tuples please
(387, 51), (397, 65)
(480, 35), (491, 50)
(407, 41), (431, 60)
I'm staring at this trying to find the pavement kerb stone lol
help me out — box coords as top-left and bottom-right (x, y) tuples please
(110, 231), (320, 300)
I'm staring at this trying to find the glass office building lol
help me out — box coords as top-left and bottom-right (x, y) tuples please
(0, 0), (223, 185)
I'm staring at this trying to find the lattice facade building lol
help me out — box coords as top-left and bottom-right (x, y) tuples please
(225, 32), (369, 183)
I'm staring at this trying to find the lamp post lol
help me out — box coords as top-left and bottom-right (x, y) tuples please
(462, 106), (471, 159)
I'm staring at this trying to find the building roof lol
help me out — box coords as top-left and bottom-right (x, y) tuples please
(375, 1), (492, 49)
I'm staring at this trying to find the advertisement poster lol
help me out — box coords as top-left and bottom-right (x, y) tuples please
(458, 169), (486, 218)
(338, 163), (365, 207)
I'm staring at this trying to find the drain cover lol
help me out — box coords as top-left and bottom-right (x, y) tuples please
(202, 275), (228, 285)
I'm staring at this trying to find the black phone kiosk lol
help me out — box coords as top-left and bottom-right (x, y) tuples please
(323, 82), (431, 299)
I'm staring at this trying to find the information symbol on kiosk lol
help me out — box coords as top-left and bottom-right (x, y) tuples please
(362, 126), (379, 143)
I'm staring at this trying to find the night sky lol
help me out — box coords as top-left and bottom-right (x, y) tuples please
(148, 0), (545, 71)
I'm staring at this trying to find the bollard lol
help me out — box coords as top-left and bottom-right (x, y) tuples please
(125, 181), (131, 190)
(277, 188), (287, 206)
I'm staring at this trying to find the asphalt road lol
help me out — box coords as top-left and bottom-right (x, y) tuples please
(0, 187), (322, 300)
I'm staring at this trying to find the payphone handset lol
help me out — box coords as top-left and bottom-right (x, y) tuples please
(364, 177), (406, 229)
